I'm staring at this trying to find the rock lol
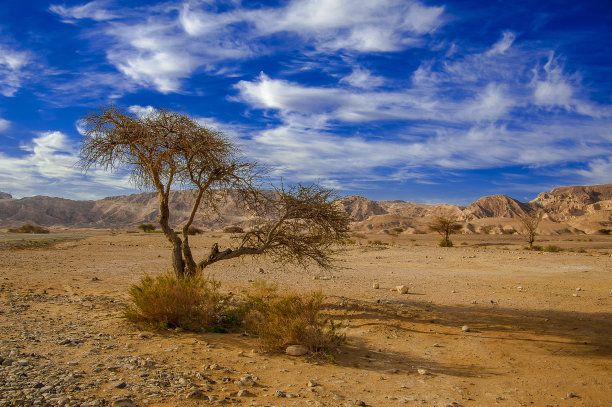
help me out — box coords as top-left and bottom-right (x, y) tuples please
(115, 382), (127, 389)
(576, 287), (581, 291)
(112, 399), (136, 407)
(461, 325), (470, 332)
(285, 345), (309, 356)
(355, 400), (366, 406)
(237, 389), (254, 397)
(186, 389), (205, 399)
(307, 380), (318, 387)
(373, 283), (380, 289)
(396, 285), (409, 294)
(275, 390), (286, 397)
(417, 368), (428, 375)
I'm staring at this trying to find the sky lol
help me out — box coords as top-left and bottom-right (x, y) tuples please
(0, 0), (611, 205)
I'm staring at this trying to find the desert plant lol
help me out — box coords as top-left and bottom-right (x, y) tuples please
(138, 223), (156, 233)
(8, 223), (50, 234)
(80, 105), (350, 278)
(524, 245), (543, 251)
(243, 281), (345, 355)
(223, 225), (244, 233)
(186, 226), (204, 235)
(124, 273), (227, 331)
(543, 245), (563, 252)
(518, 212), (542, 248)
(429, 215), (462, 247)
(598, 228), (612, 235)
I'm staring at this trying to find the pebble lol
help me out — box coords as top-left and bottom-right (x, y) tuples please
(461, 325), (470, 332)
(396, 285), (409, 294)
(373, 282), (380, 289)
(417, 368), (428, 375)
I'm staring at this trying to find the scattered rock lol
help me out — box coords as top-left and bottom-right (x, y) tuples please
(237, 389), (254, 397)
(285, 345), (309, 356)
(275, 390), (286, 397)
(461, 325), (470, 332)
(186, 389), (205, 399)
(112, 399), (136, 407)
(396, 285), (409, 294)
(417, 368), (428, 375)
(373, 282), (380, 289)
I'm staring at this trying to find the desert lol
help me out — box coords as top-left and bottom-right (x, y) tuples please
(1, 227), (610, 406)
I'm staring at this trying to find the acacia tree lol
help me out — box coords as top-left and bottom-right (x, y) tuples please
(518, 212), (542, 248)
(429, 215), (462, 247)
(80, 105), (350, 278)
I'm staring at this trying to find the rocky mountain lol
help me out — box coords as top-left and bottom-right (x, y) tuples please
(1, 183), (611, 234)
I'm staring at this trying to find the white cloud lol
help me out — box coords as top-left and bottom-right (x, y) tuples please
(0, 132), (134, 199)
(127, 105), (156, 118)
(532, 52), (574, 108)
(0, 44), (29, 96)
(49, 1), (118, 22)
(576, 158), (612, 185)
(0, 118), (10, 132)
(340, 68), (385, 89)
(487, 31), (516, 55)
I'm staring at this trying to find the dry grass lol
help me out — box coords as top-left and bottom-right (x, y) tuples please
(243, 281), (345, 355)
(124, 273), (227, 331)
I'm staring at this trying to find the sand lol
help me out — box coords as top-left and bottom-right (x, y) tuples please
(0, 231), (610, 406)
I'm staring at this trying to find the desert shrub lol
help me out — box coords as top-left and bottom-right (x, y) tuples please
(524, 245), (543, 251)
(243, 281), (345, 355)
(187, 226), (204, 235)
(223, 225), (244, 233)
(438, 239), (453, 247)
(124, 273), (227, 332)
(351, 232), (367, 239)
(343, 238), (357, 245)
(138, 223), (156, 232)
(8, 223), (50, 234)
(598, 228), (611, 235)
(543, 245), (563, 252)
(368, 240), (388, 246)
(392, 227), (404, 234)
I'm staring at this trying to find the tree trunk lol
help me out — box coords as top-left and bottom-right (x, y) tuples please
(156, 191), (185, 277)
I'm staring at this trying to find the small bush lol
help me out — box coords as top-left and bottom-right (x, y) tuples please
(438, 239), (453, 247)
(543, 245), (563, 252)
(186, 226), (204, 235)
(392, 227), (404, 234)
(524, 245), (543, 251)
(599, 228), (612, 235)
(124, 273), (227, 331)
(138, 223), (156, 232)
(368, 240), (388, 246)
(243, 281), (345, 355)
(223, 225), (244, 233)
(8, 223), (50, 234)
(343, 238), (357, 245)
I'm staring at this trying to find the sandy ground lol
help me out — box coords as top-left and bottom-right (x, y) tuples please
(0, 231), (611, 407)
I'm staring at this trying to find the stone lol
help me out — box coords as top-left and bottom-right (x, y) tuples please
(186, 389), (205, 399)
(417, 368), (428, 375)
(396, 285), (409, 294)
(112, 399), (136, 407)
(275, 390), (286, 397)
(461, 325), (470, 332)
(307, 380), (318, 387)
(354, 401), (366, 406)
(285, 345), (309, 356)
(373, 283), (380, 289)
(237, 389), (254, 397)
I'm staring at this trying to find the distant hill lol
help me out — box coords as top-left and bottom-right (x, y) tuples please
(1, 183), (611, 234)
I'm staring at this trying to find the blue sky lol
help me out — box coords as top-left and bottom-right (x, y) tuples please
(0, 0), (610, 204)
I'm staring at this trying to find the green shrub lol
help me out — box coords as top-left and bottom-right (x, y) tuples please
(223, 225), (244, 233)
(8, 223), (50, 234)
(438, 239), (453, 247)
(138, 223), (156, 232)
(543, 245), (563, 252)
(124, 273), (227, 332)
(599, 228), (612, 235)
(243, 281), (345, 355)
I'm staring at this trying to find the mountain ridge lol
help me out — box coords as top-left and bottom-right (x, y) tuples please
(1, 183), (611, 234)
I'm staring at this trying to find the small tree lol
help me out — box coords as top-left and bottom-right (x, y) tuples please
(138, 223), (156, 232)
(429, 215), (462, 247)
(518, 212), (542, 248)
(80, 105), (350, 278)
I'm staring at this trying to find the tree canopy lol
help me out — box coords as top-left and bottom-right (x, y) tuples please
(80, 105), (350, 278)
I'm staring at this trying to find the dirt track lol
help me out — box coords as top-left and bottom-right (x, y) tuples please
(1, 231), (611, 406)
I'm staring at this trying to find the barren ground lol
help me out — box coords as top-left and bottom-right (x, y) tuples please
(1, 231), (611, 407)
